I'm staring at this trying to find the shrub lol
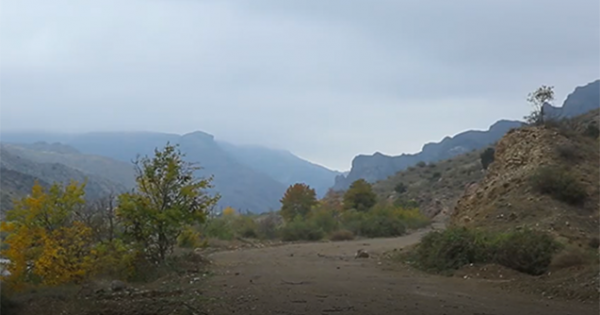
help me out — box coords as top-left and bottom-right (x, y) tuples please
(280, 217), (324, 242)
(480, 147), (495, 170)
(413, 227), (492, 272)
(256, 215), (279, 240)
(329, 229), (355, 241)
(308, 208), (339, 234)
(428, 163), (436, 168)
(411, 228), (560, 276)
(358, 215), (406, 238)
(231, 216), (258, 239)
(588, 237), (600, 249)
(394, 182), (407, 194)
(200, 217), (234, 240)
(416, 161), (426, 168)
(431, 172), (441, 180)
(530, 166), (587, 205)
(583, 122), (600, 139)
(555, 143), (580, 161)
(177, 225), (202, 248)
(494, 229), (560, 275)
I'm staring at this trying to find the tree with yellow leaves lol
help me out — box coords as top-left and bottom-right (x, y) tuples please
(0, 180), (96, 291)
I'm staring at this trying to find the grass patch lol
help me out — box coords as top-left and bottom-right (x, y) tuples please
(407, 227), (561, 276)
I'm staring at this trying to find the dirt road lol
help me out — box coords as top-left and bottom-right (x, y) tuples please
(202, 228), (598, 315)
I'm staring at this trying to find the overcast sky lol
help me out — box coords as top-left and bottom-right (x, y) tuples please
(1, 0), (598, 171)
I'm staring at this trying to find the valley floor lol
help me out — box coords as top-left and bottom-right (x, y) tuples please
(201, 227), (598, 315)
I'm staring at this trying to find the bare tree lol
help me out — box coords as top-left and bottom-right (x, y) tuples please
(524, 85), (554, 125)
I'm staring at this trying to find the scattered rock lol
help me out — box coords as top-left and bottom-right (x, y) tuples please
(355, 249), (369, 259)
(110, 280), (127, 292)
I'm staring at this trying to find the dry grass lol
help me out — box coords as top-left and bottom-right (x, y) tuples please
(329, 229), (355, 241)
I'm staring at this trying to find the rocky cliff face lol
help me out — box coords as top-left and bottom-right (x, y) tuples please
(333, 120), (522, 190)
(452, 109), (600, 247)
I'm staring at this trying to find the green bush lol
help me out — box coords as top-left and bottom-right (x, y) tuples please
(530, 166), (587, 205)
(340, 206), (423, 238)
(583, 122), (600, 139)
(308, 209), (339, 234)
(280, 217), (324, 242)
(416, 161), (426, 168)
(480, 147), (495, 170)
(493, 229), (560, 275)
(411, 227), (560, 275)
(200, 217), (234, 240)
(256, 215), (279, 240)
(231, 216), (258, 239)
(413, 227), (492, 272)
(177, 225), (201, 248)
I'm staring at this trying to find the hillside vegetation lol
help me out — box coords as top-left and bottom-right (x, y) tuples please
(0, 147), (126, 212)
(373, 149), (486, 218)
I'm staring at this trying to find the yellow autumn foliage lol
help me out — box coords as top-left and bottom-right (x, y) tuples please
(222, 207), (236, 216)
(0, 181), (98, 291)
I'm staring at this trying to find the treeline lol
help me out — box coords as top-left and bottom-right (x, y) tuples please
(0, 143), (220, 292)
(198, 179), (429, 243)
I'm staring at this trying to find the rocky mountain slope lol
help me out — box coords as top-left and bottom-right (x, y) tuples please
(333, 120), (522, 191)
(334, 80), (599, 191)
(372, 149), (485, 219)
(452, 109), (600, 247)
(0, 147), (126, 212)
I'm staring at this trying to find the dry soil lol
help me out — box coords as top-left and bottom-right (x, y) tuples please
(202, 227), (599, 315)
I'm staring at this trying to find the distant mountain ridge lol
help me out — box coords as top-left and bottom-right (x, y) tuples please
(0, 130), (341, 213)
(333, 79), (600, 191)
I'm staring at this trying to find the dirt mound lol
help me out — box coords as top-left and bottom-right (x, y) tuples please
(453, 263), (526, 281)
(452, 112), (600, 247)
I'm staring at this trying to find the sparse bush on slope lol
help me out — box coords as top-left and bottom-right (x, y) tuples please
(530, 166), (587, 205)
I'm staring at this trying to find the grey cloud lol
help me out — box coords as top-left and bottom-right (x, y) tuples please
(1, 0), (598, 170)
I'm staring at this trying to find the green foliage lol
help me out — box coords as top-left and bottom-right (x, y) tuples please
(340, 205), (428, 238)
(308, 208), (339, 234)
(177, 225), (202, 248)
(280, 216), (324, 242)
(416, 161), (426, 168)
(200, 217), (234, 240)
(479, 147), (495, 170)
(583, 122), (600, 138)
(411, 227), (560, 275)
(343, 179), (377, 212)
(394, 182), (407, 194)
(116, 143), (220, 263)
(256, 215), (280, 240)
(493, 229), (561, 275)
(530, 166), (587, 205)
(431, 172), (441, 180)
(279, 183), (318, 222)
(413, 227), (493, 272)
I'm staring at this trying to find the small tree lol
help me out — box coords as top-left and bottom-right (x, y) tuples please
(524, 85), (554, 125)
(117, 143), (220, 263)
(280, 183), (317, 222)
(394, 182), (407, 194)
(480, 147), (495, 170)
(343, 179), (377, 212)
